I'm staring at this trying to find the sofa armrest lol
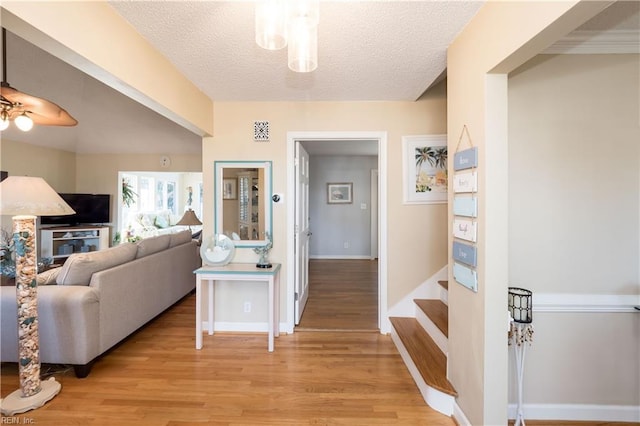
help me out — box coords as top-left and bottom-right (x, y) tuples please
(0, 285), (100, 365)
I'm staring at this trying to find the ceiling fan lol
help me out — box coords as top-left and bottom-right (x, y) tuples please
(1, 28), (77, 131)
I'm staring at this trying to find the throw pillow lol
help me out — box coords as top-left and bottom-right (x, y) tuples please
(37, 267), (61, 285)
(154, 215), (169, 229)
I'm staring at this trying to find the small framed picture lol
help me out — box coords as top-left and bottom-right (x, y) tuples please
(223, 178), (237, 200)
(327, 183), (353, 204)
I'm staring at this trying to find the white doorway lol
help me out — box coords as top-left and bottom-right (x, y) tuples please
(286, 131), (388, 334)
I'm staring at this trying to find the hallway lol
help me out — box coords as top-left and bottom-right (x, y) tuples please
(296, 259), (378, 331)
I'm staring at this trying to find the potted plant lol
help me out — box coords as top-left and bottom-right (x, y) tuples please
(122, 179), (137, 207)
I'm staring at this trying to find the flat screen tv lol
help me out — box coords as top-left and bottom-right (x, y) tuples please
(41, 193), (111, 226)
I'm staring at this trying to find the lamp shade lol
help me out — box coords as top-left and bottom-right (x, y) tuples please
(176, 209), (202, 227)
(0, 176), (75, 216)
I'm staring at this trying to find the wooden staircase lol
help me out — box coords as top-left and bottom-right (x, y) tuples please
(390, 280), (457, 416)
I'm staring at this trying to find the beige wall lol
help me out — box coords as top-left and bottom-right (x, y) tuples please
(76, 153), (202, 235)
(0, 138), (76, 192)
(509, 54), (639, 406)
(447, 1), (612, 424)
(0, 138), (77, 230)
(203, 86), (448, 325)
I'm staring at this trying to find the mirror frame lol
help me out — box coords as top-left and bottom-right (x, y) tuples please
(214, 160), (273, 248)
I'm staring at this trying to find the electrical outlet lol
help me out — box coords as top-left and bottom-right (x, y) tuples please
(244, 302), (251, 313)
(343, 242), (349, 249)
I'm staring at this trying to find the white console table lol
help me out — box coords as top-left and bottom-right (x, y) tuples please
(194, 263), (281, 352)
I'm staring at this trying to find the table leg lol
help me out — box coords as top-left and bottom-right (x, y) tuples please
(274, 270), (280, 338)
(268, 277), (274, 352)
(195, 276), (202, 349)
(208, 280), (214, 335)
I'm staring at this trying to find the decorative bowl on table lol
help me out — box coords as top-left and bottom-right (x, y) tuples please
(200, 234), (235, 266)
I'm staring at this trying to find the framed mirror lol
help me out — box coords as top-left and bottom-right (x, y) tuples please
(214, 161), (272, 248)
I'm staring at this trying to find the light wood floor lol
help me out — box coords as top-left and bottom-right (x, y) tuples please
(296, 259), (378, 331)
(1, 293), (453, 425)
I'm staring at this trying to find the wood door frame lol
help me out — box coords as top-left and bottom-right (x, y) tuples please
(285, 131), (388, 334)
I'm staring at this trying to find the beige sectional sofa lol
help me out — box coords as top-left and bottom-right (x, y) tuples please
(0, 230), (200, 377)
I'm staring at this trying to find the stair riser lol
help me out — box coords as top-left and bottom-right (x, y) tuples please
(416, 308), (448, 355)
(440, 286), (448, 305)
(390, 328), (455, 416)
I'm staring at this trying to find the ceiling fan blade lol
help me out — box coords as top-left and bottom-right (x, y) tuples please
(0, 84), (77, 126)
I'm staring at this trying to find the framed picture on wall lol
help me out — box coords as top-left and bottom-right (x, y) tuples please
(327, 183), (353, 204)
(223, 178), (237, 200)
(402, 134), (448, 204)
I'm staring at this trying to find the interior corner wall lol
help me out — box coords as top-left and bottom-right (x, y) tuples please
(508, 53), (640, 410)
(309, 155), (377, 258)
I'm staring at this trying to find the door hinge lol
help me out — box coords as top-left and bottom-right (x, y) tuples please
(294, 292), (299, 301)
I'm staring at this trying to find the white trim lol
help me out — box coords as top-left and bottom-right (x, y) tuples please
(508, 403), (640, 423)
(309, 255), (373, 260)
(206, 321), (287, 333)
(453, 402), (472, 426)
(534, 293), (640, 313)
(545, 30), (640, 54)
(386, 265), (447, 318)
(286, 131), (388, 334)
(391, 327), (455, 416)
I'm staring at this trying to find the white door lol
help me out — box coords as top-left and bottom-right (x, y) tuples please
(294, 142), (310, 324)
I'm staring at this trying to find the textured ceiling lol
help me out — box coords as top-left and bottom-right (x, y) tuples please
(1, 1), (637, 155)
(108, 1), (484, 102)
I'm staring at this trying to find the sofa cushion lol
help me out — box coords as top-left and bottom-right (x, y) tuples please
(56, 243), (138, 286)
(170, 230), (192, 247)
(136, 234), (171, 258)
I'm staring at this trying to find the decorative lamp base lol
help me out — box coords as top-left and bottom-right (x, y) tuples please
(0, 377), (61, 415)
(256, 263), (273, 269)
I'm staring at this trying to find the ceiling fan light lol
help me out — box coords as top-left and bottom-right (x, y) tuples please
(0, 111), (9, 131)
(288, 17), (317, 73)
(15, 113), (33, 132)
(255, 0), (288, 50)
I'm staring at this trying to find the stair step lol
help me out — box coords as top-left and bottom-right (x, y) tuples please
(390, 317), (457, 398)
(414, 299), (448, 338)
(437, 280), (448, 290)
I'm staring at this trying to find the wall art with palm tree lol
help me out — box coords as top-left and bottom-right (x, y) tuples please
(402, 135), (448, 204)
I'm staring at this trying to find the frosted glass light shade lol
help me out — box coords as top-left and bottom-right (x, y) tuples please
(0, 176), (75, 217)
(289, 0), (319, 26)
(14, 113), (33, 132)
(288, 17), (318, 73)
(255, 0), (288, 50)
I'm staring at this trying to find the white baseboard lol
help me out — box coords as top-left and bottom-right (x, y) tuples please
(453, 402), (471, 426)
(508, 403), (640, 423)
(203, 321), (286, 333)
(309, 255), (373, 260)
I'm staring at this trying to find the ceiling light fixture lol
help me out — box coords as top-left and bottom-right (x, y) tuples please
(255, 0), (319, 73)
(0, 28), (77, 132)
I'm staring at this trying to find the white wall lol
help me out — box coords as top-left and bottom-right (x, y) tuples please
(309, 155), (377, 258)
(508, 53), (640, 414)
